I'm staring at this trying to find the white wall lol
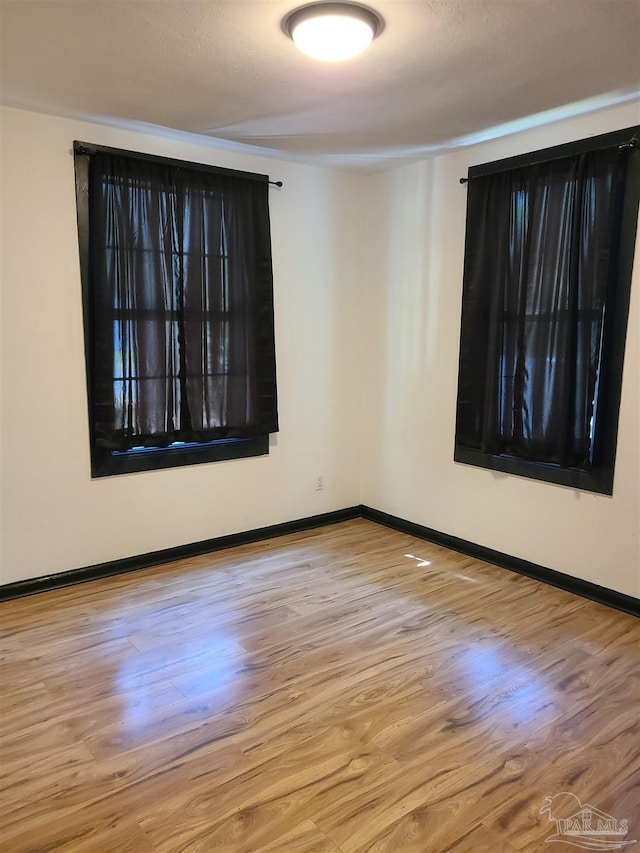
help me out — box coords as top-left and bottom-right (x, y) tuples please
(0, 107), (365, 584)
(2, 102), (639, 599)
(360, 101), (640, 599)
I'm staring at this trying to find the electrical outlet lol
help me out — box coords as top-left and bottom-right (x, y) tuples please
(315, 475), (324, 491)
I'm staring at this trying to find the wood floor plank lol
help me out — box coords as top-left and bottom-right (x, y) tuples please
(138, 742), (394, 852)
(253, 820), (343, 853)
(3, 808), (156, 853)
(1, 519), (638, 852)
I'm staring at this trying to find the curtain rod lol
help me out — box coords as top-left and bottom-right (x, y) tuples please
(459, 133), (638, 185)
(73, 141), (282, 187)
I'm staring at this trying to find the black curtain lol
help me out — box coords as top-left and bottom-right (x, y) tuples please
(88, 153), (278, 451)
(455, 145), (629, 469)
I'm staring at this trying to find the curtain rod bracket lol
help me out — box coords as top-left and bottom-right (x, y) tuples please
(618, 136), (638, 150)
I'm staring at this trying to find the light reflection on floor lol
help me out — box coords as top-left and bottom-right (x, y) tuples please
(454, 645), (549, 725)
(116, 631), (246, 731)
(404, 553), (432, 567)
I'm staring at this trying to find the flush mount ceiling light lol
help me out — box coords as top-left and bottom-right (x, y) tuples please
(284, 2), (383, 62)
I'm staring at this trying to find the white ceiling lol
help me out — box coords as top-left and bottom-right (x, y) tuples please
(1, 0), (639, 171)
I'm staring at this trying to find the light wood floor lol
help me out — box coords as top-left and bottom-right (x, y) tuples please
(1, 519), (638, 852)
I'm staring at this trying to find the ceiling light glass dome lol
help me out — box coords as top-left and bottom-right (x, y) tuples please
(284, 3), (383, 62)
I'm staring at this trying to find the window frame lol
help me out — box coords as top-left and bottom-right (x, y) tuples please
(454, 126), (640, 495)
(74, 142), (276, 477)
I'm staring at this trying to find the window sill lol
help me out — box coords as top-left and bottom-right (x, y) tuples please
(453, 446), (613, 495)
(91, 435), (269, 477)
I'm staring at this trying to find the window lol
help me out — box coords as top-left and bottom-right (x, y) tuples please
(455, 127), (639, 494)
(74, 143), (278, 477)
